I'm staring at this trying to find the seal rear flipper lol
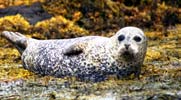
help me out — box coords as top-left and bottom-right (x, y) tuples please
(1, 31), (27, 54)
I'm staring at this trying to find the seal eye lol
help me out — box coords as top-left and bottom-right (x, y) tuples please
(133, 36), (141, 42)
(118, 35), (125, 41)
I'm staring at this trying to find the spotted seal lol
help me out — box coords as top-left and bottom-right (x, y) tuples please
(2, 27), (147, 82)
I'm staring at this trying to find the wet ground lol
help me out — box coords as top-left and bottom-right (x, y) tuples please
(0, 25), (180, 100)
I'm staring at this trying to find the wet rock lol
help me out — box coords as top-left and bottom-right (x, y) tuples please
(0, 2), (52, 25)
(147, 94), (180, 100)
(49, 91), (56, 100)
(177, 91), (181, 97)
(129, 83), (143, 91)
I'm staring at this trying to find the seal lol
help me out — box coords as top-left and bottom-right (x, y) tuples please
(2, 27), (147, 82)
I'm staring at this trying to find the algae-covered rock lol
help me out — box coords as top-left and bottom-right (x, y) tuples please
(0, 0), (45, 8)
(0, 14), (30, 32)
(0, 14), (89, 39)
(0, 2), (52, 25)
(146, 48), (162, 61)
(33, 15), (89, 39)
(43, 0), (180, 34)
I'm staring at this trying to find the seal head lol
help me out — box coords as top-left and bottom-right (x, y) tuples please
(111, 27), (147, 78)
(111, 27), (147, 61)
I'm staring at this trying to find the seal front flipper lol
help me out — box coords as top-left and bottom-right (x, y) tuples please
(1, 31), (27, 54)
(63, 42), (87, 56)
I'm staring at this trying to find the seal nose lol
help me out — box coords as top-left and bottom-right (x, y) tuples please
(124, 44), (130, 49)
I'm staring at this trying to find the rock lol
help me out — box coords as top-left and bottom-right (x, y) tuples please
(0, 2), (52, 25)
(147, 94), (180, 100)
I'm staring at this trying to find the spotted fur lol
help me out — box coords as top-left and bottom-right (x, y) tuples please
(2, 27), (147, 82)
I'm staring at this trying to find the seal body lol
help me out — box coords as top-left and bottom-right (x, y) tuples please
(2, 27), (147, 82)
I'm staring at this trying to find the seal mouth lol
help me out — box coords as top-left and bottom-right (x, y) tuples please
(123, 51), (130, 55)
(121, 50), (135, 61)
